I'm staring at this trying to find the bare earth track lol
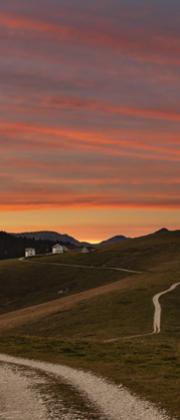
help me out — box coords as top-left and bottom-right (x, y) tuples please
(0, 276), (134, 331)
(0, 263), (179, 419)
(21, 258), (142, 274)
(153, 282), (180, 334)
(0, 354), (170, 420)
(0, 270), (179, 336)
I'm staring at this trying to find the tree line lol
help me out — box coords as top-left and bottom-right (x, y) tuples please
(0, 231), (53, 260)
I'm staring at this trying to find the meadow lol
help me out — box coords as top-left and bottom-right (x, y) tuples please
(0, 229), (179, 418)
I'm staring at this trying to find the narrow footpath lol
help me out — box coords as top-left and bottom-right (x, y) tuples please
(152, 282), (180, 334)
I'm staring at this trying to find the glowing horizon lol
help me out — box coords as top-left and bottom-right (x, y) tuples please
(0, 0), (179, 240)
(1, 207), (179, 243)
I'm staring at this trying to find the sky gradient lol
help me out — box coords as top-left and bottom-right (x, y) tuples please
(0, 0), (180, 241)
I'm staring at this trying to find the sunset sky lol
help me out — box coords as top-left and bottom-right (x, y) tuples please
(0, 0), (180, 242)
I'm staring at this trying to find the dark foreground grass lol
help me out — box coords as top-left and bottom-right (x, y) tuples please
(0, 259), (124, 314)
(11, 269), (180, 340)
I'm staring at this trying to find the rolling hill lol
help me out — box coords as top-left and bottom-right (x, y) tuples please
(99, 234), (128, 245)
(0, 229), (179, 418)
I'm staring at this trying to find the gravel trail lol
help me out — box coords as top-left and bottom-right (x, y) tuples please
(0, 364), (48, 420)
(0, 361), (105, 419)
(0, 354), (170, 420)
(152, 282), (180, 334)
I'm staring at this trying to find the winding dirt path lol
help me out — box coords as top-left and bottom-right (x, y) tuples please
(22, 258), (142, 274)
(0, 364), (48, 420)
(152, 282), (180, 334)
(104, 282), (180, 343)
(0, 354), (170, 420)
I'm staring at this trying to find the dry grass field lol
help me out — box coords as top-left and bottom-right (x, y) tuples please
(0, 229), (179, 418)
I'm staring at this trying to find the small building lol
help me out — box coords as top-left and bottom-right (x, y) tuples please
(63, 246), (68, 252)
(81, 246), (90, 254)
(81, 246), (96, 254)
(25, 248), (36, 258)
(52, 243), (64, 254)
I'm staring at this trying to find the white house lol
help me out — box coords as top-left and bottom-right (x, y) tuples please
(52, 244), (64, 254)
(25, 248), (36, 258)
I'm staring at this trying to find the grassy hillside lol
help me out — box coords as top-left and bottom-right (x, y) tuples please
(0, 230), (180, 418)
(1, 229), (179, 314)
(0, 258), (126, 314)
(35, 228), (180, 271)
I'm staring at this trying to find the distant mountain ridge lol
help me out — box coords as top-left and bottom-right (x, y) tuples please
(13, 227), (177, 247)
(100, 234), (128, 246)
(154, 227), (170, 234)
(15, 231), (80, 247)
(15, 231), (129, 247)
(0, 227), (179, 261)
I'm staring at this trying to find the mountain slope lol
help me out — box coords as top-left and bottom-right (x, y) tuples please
(14, 230), (80, 247)
(99, 234), (128, 246)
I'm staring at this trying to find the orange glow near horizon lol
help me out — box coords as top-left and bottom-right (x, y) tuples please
(1, 207), (179, 242)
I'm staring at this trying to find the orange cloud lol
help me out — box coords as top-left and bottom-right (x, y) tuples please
(0, 122), (179, 162)
(47, 95), (180, 122)
(0, 188), (180, 212)
(0, 12), (179, 65)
